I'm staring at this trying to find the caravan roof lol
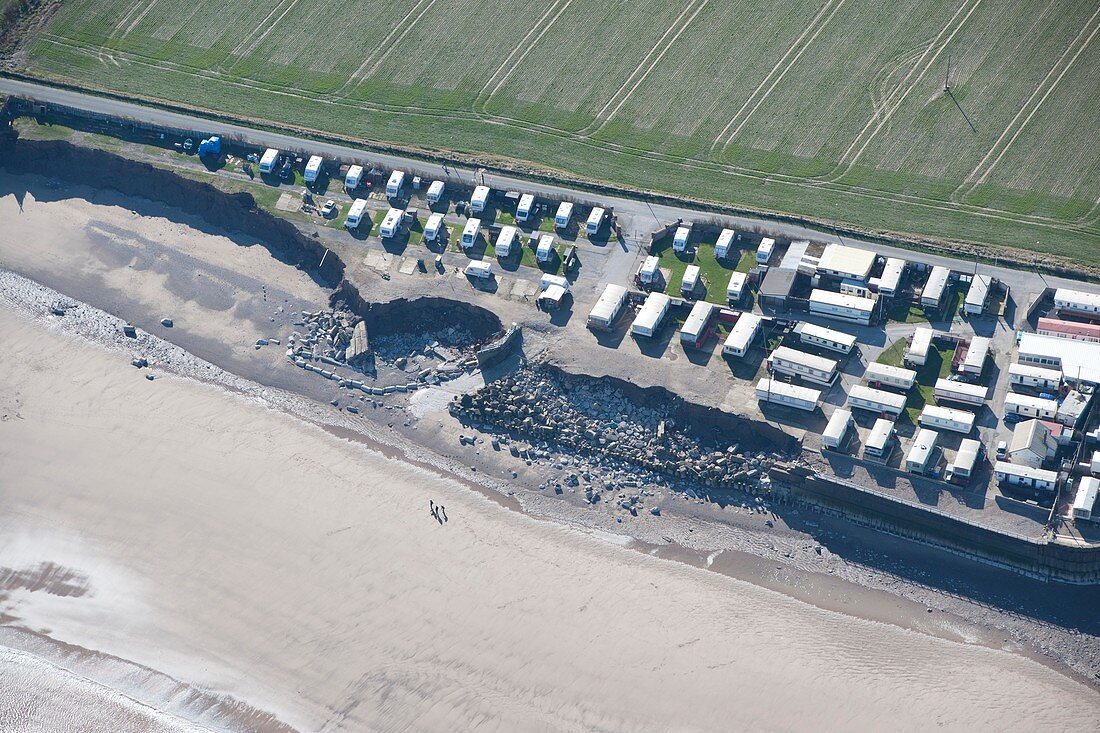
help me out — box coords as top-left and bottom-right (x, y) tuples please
(345, 165), (363, 188)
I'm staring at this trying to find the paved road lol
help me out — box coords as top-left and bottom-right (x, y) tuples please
(0, 76), (1082, 302)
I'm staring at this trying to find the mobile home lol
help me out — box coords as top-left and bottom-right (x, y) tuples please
(1003, 393), (1058, 421)
(673, 225), (691, 253)
(756, 237), (775, 264)
(822, 408), (853, 450)
(933, 378), (987, 406)
(874, 257), (906, 297)
(768, 346), (838, 386)
(1037, 317), (1100, 343)
(379, 208), (403, 238)
(964, 274), (991, 315)
(516, 193), (535, 222)
(906, 327), (934, 366)
(726, 271), (747, 302)
(464, 260), (493, 279)
(808, 289), (876, 325)
(959, 336), (991, 375)
(303, 155), (323, 184)
(426, 180), (445, 205)
(756, 378), (820, 412)
(921, 266), (951, 308)
(864, 418), (895, 459)
(536, 234), (556, 264)
(947, 439), (982, 485)
(344, 164), (364, 190)
(1007, 363), (1061, 391)
(470, 185), (490, 213)
(1054, 287), (1100, 316)
(554, 202), (574, 229)
(386, 170), (405, 198)
(639, 255), (661, 285)
(423, 213), (445, 243)
(587, 284), (628, 331)
(344, 198), (369, 230)
(586, 207), (606, 236)
(1072, 477), (1099, 521)
(538, 273), (570, 292)
(794, 322), (857, 355)
(864, 362), (916, 391)
(715, 228), (735, 259)
(846, 385), (907, 417)
(680, 301), (714, 347)
(495, 225), (518, 258)
(631, 292), (671, 338)
(918, 405), (975, 435)
(906, 428), (939, 475)
(723, 313), (761, 358)
(993, 461), (1058, 492)
(461, 218), (481, 249)
(681, 265), (701, 297)
(259, 148), (280, 174)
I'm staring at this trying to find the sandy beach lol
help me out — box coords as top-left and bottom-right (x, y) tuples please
(1, 303), (1098, 732)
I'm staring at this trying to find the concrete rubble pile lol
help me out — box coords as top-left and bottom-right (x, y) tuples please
(450, 366), (789, 491)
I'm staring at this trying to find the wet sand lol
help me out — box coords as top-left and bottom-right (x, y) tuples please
(2, 305), (1099, 731)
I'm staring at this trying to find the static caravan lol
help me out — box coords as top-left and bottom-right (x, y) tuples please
(921, 266), (951, 308)
(304, 156), (323, 184)
(587, 284), (628, 331)
(1037, 317), (1100, 343)
(906, 428), (939, 475)
(461, 218), (482, 249)
(344, 198), (369, 230)
(586, 207), (606, 236)
(755, 378), (820, 412)
(1072, 477), (1100, 521)
(639, 255), (661, 285)
(715, 228), (735, 259)
(464, 260), (493, 279)
(1004, 393), (1058, 421)
(259, 148), (280, 174)
(516, 193), (535, 222)
(344, 164), (364, 190)
(964, 275), (991, 315)
(423, 213), (445, 243)
(680, 301), (714, 347)
(875, 257), (906, 297)
(539, 273), (570, 292)
(379, 208), (403, 239)
(726, 271), (747, 302)
(847, 385), (907, 417)
(864, 418), (895, 459)
(906, 327), (934, 366)
(555, 202), (574, 229)
(947, 439), (982, 485)
(808, 289), (876, 325)
(1054, 287), (1100, 316)
(959, 336), (990, 375)
(681, 265), (701, 297)
(768, 346), (838, 386)
(756, 237), (775, 264)
(993, 461), (1058, 492)
(822, 408), (853, 450)
(631, 292), (671, 338)
(470, 185), (490, 213)
(427, 180), (445, 205)
(386, 170), (405, 198)
(536, 234), (556, 264)
(723, 313), (761, 358)
(795, 322), (857, 355)
(495, 225), (518, 258)
(933, 378), (987, 407)
(1007, 363), (1061, 391)
(864, 362), (916, 391)
(673, 225), (691, 253)
(919, 405), (975, 435)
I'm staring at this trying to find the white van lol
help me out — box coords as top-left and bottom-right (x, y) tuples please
(345, 165), (364, 190)
(673, 225), (691, 253)
(555, 201), (573, 229)
(470, 185), (490, 213)
(303, 156), (323, 184)
(495, 225), (518, 258)
(516, 193), (535, 222)
(464, 260), (493, 279)
(259, 148), (280, 174)
(386, 170), (405, 198)
(715, 228), (735, 259)
(535, 234), (555, 263)
(424, 213), (445, 242)
(379, 208), (403, 238)
(345, 198), (368, 230)
(586, 207), (606, 237)
(427, 180), (445, 205)
(461, 218), (481, 249)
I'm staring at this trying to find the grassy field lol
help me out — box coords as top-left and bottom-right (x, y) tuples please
(878, 338), (955, 423)
(13, 0), (1100, 263)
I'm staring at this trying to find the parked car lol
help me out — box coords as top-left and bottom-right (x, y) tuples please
(279, 160), (294, 180)
(996, 441), (1008, 459)
(321, 200), (337, 218)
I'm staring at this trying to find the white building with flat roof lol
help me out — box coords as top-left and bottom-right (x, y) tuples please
(794, 322), (856, 354)
(906, 428), (939, 474)
(680, 301), (714, 347)
(864, 362), (916, 391)
(964, 275), (991, 315)
(847, 385), (907, 416)
(631, 292), (671, 338)
(816, 243), (876, 281)
(1054, 287), (1100, 315)
(906, 327), (934, 366)
(768, 346), (838, 385)
(960, 336), (991, 375)
(808, 289), (876, 325)
(1017, 333), (1100, 384)
(1007, 363), (1061, 391)
(822, 408), (853, 450)
(723, 313), (761, 357)
(756, 378), (820, 412)
(864, 418), (895, 459)
(1072, 477), (1099, 520)
(587, 284), (628, 330)
(921, 266), (951, 308)
(948, 439), (982, 483)
(934, 378), (987, 406)
(994, 461), (1058, 491)
(873, 257), (906, 297)
(1004, 393), (1058, 421)
(919, 405), (975, 434)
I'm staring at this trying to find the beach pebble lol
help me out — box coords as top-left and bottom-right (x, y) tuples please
(160, 318), (173, 327)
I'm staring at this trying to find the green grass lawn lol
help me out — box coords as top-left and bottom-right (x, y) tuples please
(878, 340), (954, 423)
(889, 287), (964, 324)
(653, 240), (746, 304)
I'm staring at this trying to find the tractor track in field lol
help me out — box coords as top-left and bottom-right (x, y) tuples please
(337, 0), (441, 96)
